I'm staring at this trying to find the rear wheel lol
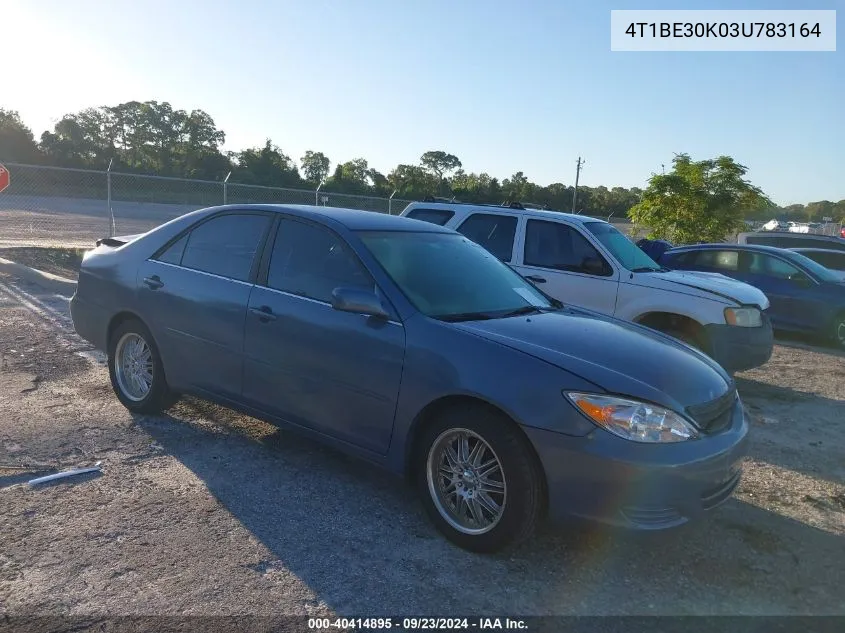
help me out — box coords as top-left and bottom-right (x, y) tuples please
(108, 319), (177, 413)
(415, 405), (544, 553)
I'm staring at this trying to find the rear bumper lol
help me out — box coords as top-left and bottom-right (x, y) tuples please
(705, 314), (774, 373)
(523, 397), (749, 529)
(69, 293), (109, 352)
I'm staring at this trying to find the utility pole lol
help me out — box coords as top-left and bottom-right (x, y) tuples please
(572, 156), (584, 214)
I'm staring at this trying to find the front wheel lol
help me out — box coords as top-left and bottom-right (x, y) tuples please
(416, 406), (544, 553)
(108, 319), (176, 413)
(832, 314), (845, 349)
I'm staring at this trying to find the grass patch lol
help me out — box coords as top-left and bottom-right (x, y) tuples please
(0, 247), (86, 280)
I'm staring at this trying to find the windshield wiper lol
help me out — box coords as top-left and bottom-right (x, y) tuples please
(501, 305), (551, 318)
(631, 266), (663, 273)
(438, 305), (554, 322)
(437, 312), (496, 323)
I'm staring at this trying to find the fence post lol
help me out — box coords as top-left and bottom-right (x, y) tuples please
(315, 182), (322, 206)
(223, 171), (231, 205)
(107, 159), (115, 237)
(388, 189), (397, 215)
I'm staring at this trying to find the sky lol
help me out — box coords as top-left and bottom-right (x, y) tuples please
(1, 0), (843, 205)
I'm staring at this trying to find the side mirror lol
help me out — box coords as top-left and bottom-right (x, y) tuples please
(331, 286), (389, 319)
(581, 257), (608, 276)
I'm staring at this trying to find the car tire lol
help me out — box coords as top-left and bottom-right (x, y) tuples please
(108, 318), (177, 414)
(832, 314), (845, 349)
(665, 328), (702, 351)
(415, 405), (544, 553)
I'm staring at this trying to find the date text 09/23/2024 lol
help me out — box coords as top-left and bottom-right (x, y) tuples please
(308, 617), (528, 631)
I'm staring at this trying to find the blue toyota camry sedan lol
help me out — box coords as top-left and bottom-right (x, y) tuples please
(70, 205), (748, 552)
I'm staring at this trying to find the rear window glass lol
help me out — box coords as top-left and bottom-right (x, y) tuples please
(745, 234), (845, 252)
(405, 208), (455, 226)
(456, 213), (518, 262)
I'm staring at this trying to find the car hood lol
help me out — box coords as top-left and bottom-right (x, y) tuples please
(453, 309), (733, 413)
(639, 270), (770, 309)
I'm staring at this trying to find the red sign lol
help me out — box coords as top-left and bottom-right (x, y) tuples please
(0, 164), (9, 193)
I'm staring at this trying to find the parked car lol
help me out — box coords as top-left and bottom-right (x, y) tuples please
(760, 219), (789, 231)
(788, 248), (845, 281)
(737, 231), (845, 252)
(70, 204), (749, 552)
(656, 244), (845, 348)
(401, 201), (773, 373)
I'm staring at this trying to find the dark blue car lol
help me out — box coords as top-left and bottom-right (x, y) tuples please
(658, 244), (845, 348)
(70, 205), (749, 552)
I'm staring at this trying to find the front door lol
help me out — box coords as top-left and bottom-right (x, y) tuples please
(512, 218), (619, 314)
(242, 217), (405, 454)
(736, 252), (823, 332)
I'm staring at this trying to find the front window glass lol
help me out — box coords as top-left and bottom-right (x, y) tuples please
(583, 222), (661, 271)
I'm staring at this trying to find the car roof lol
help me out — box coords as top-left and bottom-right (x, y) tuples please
(211, 203), (455, 233)
(788, 247), (845, 254)
(404, 201), (608, 226)
(737, 231), (844, 241)
(667, 243), (798, 256)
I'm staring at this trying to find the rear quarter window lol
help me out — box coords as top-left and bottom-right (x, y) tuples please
(405, 208), (455, 226)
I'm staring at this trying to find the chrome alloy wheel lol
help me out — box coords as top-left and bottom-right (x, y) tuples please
(114, 332), (153, 401)
(426, 428), (507, 535)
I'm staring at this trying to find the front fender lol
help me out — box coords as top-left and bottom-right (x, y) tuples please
(384, 314), (601, 474)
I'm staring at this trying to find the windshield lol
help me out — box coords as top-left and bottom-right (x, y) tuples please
(359, 231), (555, 320)
(583, 222), (663, 271)
(787, 250), (842, 284)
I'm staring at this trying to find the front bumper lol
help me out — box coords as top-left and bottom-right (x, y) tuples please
(523, 397), (749, 529)
(705, 313), (774, 373)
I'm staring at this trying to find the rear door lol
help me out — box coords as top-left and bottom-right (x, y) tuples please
(512, 218), (619, 314)
(137, 211), (273, 397)
(453, 211), (522, 263)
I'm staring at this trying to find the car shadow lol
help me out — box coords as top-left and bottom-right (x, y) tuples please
(135, 406), (845, 616)
(735, 376), (845, 485)
(774, 331), (845, 358)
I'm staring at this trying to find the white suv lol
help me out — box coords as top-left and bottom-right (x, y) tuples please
(401, 201), (774, 373)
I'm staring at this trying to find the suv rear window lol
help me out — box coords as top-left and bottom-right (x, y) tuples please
(405, 208), (455, 226)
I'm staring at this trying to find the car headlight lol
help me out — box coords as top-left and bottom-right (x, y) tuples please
(564, 392), (699, 443)
(724, 307), (762, 327)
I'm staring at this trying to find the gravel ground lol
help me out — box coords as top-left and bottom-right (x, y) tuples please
(0, 272), (843, 619)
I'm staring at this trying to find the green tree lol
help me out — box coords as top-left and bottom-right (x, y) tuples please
(38, 100), (230, 178)
(502, 171), (529, 202)
(804, 200), (835, 223)
(388, 164), (437, 200)
(300, 150), (331, 185)
(234, 139), (301, 187)
(0, 109), (43, 162)
(832, 200), (845, 222)
(420, 150), (462, 181)
(629, 154), (773, 244)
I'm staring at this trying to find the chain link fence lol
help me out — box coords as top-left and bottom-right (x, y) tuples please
(0, 163), (414, 248)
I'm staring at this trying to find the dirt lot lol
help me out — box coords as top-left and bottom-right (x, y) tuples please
(1, 271), (844, 619)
